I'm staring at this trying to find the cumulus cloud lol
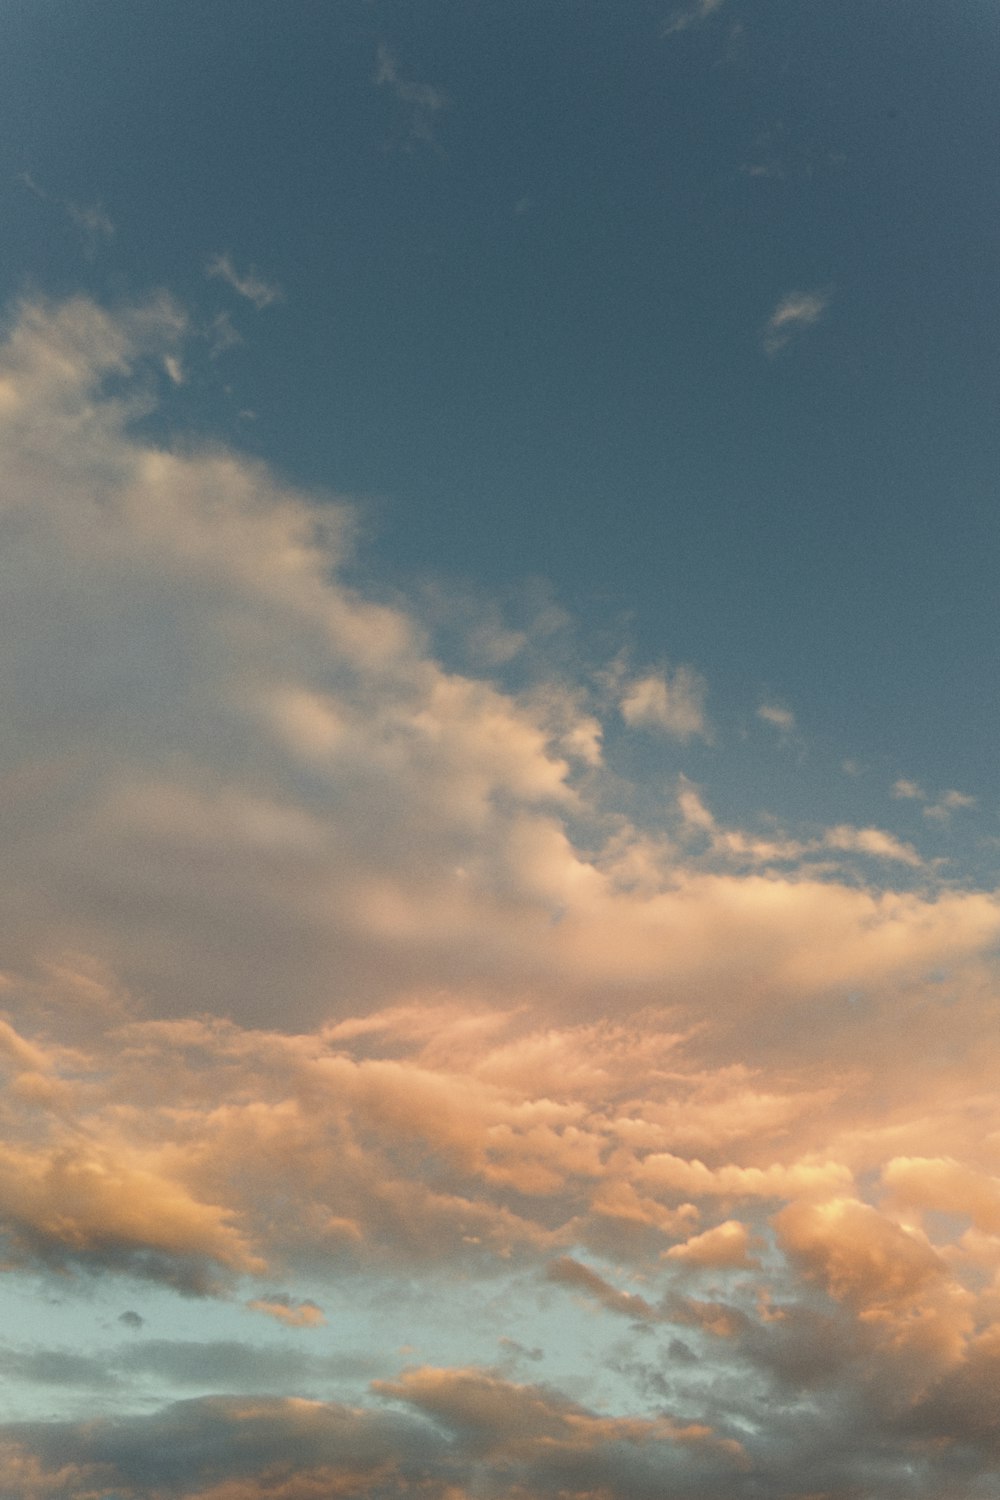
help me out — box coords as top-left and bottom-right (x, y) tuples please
(893, 777), (926, 800)
(619, 666), (708, 739)
(763, 289), (831, 354)
(664, 1219), (757, 1269)
(892, 780), (975, 821)
(924, 788), (976, 822)
(3, 292), (1000, 1496)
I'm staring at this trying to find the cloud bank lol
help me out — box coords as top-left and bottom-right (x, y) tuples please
(2, 294), (1000, 1497)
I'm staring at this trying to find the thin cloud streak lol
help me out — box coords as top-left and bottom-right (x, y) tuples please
(663, 0), (726, 38)
(206, 252), (284, 309)
(375, 44), (447, 145)
(763, 288), (831, 354)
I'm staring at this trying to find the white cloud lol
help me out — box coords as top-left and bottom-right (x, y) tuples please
(757, 703), (795, 733)
(206, 252), (283, 310)
(924, 788), (976, 822)
(17, 170), (47, 200)
(65, 200), (115, 259)
(677, 777), (715, 832)
(206, 309), (242, 357)
(375, 44), (447, 145)
(892, 780), (975, 821)
(763, 289), (831, 354)
(663, 0), (725, 37)
(892, 778), (926, 800)
(16, 174), (115, 258)
(1, 290), (991, 1060)
(822, 824), (924, 868)
(619, 667), (708, 740)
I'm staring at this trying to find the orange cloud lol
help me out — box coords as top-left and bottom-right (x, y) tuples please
(665, 1220), (758, 1269)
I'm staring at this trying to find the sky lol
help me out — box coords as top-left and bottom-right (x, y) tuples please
(1, 1), (1000, 1496)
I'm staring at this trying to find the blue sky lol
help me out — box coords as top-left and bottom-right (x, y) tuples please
(2, 4), (1000, 1498)
(5, 0), (999, 805)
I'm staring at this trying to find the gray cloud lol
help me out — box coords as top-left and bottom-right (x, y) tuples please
(545, 1256), (659, 1322)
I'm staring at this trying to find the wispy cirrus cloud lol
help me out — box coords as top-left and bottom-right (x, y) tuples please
(663, 0), (726, 38)
(206, 252), (284, 309)
(65, 200), (115, 258)
(892, 778), (976, 821)
(375, 44), (447, 146)
(763, 288), (831, 354)
(16, 172), (115, 258)
(757, 702), (795, 733)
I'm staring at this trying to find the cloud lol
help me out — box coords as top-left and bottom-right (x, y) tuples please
(0, 1395), (451, 1500)
(545, 1256), (658, 1321)
(763, 289), (831, 354)
(822, 824), (924, 868)
(619, 667), (708, 740)
(924, 788), (976, 822)
(0, 1132), (263, 1292)
(248, 1294), (327, 1328)
(16, 173), (115, 258)
(892, 780), (975, 820)
(375, 44), (447, 146)
(3, 292), (995, 1051)
(775, 1197), (953, 1322)
(206, 308), (242, 357)
(375, 1365), (747, 1471)
(17, 170), (47, 200)
(3, 292), (1000, 1495)
(114, 1338), (375, 1390)
(206, 252), (284, 309)
(664, 1219), (757, 1269)
(893, 778), (926, 800)
(65, 200), (115, 259)
(1, 1346), (117, 1389)
(663, 0), (726, 38)
(757, 703), (795, 733)
(0, 1375), (749, 1500)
